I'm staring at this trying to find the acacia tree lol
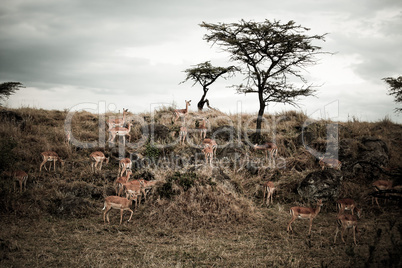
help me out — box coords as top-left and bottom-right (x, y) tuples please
(383, 76), (402, 113)
(0, 82), (24, 106)
(181, 61), (238, 111)
(200, 20), (328, 140)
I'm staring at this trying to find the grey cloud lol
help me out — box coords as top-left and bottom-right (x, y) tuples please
(1, 0), (401, 122)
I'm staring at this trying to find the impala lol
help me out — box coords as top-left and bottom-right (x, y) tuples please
(102, 195), (135, 224)
(198, 119), (207, 139)
(336, 198), (361, 217)
(262, 181), (276, 206)
(138, 179), (157, 202)
(39, 151), (64, 172)
(319, 157), (342, 170)
(287, 199), (323, 235)
(334, 213), (358, 245)
(118, 158), (132, 177)
(173, 100), (191, 123)
(253, 143), (277, 165)
(13, 170), (28, 192)
(202, 138), (217, 156)
(179, 126), (188, 145)
(90, 151), (109, 172)
(107, 108), (128, 130)
(113, 170), (133, 196)
(202, 144), (214, 166)
(65, 130), (71, 145)
(108, 122), (133, 144)
(123, 180), (145, 208)
(372, 180), (393, 207)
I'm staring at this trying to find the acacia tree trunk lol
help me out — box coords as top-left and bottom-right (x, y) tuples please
(197, 87), (209, 111)
(255, 89), (266, 143)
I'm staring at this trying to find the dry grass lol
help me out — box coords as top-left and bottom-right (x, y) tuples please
(0, 107), (401, 267)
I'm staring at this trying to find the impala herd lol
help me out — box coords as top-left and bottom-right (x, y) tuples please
(4, 100), (398, 246)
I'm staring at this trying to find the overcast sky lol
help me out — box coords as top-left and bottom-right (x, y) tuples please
(1, 0), (401, 122)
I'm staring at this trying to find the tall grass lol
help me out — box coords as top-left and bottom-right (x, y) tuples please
(0, 106), (401, 267)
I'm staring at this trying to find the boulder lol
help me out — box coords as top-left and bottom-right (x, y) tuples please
(297, 169), (343, 201)
(358, 137), (389, 166)
(351, 137), (389, 181)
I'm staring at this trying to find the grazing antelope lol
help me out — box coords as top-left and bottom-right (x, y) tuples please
(107, 108), (128, 130)
(202, 138), (217, 156)
(102, 195), (135, 224)
(114, 170), (133, 196)
(372, 180), (393, 207)
(108, 122), (133, 144)
(334, 213), (358, 245)
(39, 151), (64, 172)
(90, 151), (109, 172)
(138, 179), (157, 202)
(173, 100), (191, 123)
(65, 130), (71, 145)
(122, 180), (145, 208)
(198, 119), (207, 139)
(13, 170), (28, 192)
(118, 158), (132, 177)
(253, 143), (278, 165)
(262, 181), (276, 206)
(287, 199), (323, 235)
(336, 198), (361, 217)
(202, 144), (214, 166)
(319, 157), (342, 170)
(179, 126), (188, 145)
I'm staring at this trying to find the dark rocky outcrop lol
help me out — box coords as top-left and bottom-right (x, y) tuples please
(297, 169), (343, 201)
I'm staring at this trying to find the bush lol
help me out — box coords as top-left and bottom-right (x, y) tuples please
(0, 137), (17, 172)
(158, 172), (197, 199)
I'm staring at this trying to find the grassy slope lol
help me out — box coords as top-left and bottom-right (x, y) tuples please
(0, 107), (401, 267)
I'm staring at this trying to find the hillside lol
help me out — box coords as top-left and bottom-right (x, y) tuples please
(0, 107), (401, 267)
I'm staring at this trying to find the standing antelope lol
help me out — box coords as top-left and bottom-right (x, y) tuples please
(65, 130), (71, 145)
(90, 151), (109, 172)
(253, 143), (278, 166)
(108, 122), (133, 145)
(179, 126), (188, 145)
(198, 119), (207, 139)
(319, 157), (342, 170)
(202, 138), (217, 157)
(173, 100), (191, 123)
(123, 180), (145, 208)
(107, 108), (128, 130)
(138, 179), (157, 202)
(39, 151), (64, 172)
(262, 181), (276, 206)
(336, 198), (361, 217)
(102, 195), (135, 224)
(287, 199), (323, 235)
(114, 170), (133, 196)
(372, 180), (393, 207)
(118, 158), (132, 177)
(13, 170), (28, 192)
(334, 213), (358, 245)
(202, 144), (214, 167)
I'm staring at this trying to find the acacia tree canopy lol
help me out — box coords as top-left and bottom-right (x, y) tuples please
(181, 61), (238, 111)
(0, 82), (24, 105)
(383, 76), (402, 113)
(200, 19), (328, 141)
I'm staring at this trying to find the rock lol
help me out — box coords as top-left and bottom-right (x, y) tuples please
(351, 137), (389, 181)
(297, 169), (343, 201)
(358, 137), (389, 166)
